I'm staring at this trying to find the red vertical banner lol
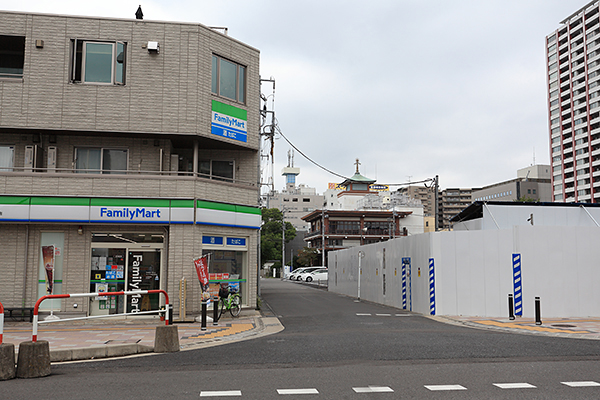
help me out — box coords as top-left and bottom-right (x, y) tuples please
(194, 255), (210, 301)
(42, 245), (55, 294)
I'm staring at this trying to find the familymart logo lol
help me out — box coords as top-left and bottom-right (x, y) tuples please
(100, 207), (162, 220)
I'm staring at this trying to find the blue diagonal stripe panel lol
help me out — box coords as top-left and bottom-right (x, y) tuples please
(513, 253), (522, 316)
(429, 258), (435, 315)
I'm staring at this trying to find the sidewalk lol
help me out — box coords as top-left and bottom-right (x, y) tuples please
(433, 315), (600, 340)
(2, 310), (284, 362)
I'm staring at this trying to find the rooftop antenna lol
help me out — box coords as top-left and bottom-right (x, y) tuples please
(135, 5), (143, 20)
(533, 147), (536, 166)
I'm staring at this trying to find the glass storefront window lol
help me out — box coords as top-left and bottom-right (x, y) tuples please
(202, 236), (248, 304)
(90, 233), (163, 316)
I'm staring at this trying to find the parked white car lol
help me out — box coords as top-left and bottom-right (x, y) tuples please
(297, 267), (327, 281)
(288, 267), (311, 281)
(305, 269), (328, 283)
(291, 267), (323, 281)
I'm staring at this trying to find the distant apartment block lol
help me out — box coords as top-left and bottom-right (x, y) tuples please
(438, 188), (477, 230)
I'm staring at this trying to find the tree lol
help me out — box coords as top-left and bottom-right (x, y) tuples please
(295, 247), (320, 267)
(260, 208), (296, 273)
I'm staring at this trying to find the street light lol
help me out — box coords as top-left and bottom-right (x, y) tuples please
(321, 210), (328, 267)
(357, 250), (365, 301)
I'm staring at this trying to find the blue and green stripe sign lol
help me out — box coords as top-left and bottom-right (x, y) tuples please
(0, 196), (259, 228)
(211, 100), (248, 143)
(196, 200), (261, 229)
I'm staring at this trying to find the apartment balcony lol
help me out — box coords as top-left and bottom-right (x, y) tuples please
(0, 168), (259, 204)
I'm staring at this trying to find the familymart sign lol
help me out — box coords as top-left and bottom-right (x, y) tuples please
(0, 196), (260, 229)
(211, 100), (247, 143)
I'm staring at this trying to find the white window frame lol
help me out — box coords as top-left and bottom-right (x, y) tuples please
(71, 39), (126, 85)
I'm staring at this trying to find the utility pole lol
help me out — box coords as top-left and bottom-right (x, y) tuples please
(282, 207), (286, 276)
(434, 175), (439, 231)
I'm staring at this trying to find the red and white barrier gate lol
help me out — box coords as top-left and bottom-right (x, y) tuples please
(0, 301), (4, 344)
(32, 290), (169, 342)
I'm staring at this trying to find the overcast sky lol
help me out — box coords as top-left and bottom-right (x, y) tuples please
(2, 1), (584, 193)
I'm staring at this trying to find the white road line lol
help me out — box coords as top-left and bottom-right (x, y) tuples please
(395, 314), (412, 316)
(277, 388), (319, 395)
(562, 381), (600, 387)
(356, 313), (371, 316)
(199, 390), (242, 397)
(424, 385), (467, 391)
(375, 313), (391, 317)
(493, 383), (536, 389)
(353, 386), (394, 393)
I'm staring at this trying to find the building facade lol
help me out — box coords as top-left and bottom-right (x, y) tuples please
(0, 11), (261, 318)
(546, 1), (600, 203)
(471, 165), (552, 203)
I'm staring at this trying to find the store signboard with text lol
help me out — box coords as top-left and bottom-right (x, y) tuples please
(211, 100), (248, 143)
(90, 198), (170, 224)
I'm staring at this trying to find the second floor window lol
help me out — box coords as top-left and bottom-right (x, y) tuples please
(75, 148), (127, 174)
(0, 145), (14, 171)
(71, 40), (126, 85)
(199, 159), (234, 181)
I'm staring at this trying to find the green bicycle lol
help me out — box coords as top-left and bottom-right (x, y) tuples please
(217, 286), (241, 319)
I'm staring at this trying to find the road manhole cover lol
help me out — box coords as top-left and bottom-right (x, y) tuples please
(551, 324), (576, 328)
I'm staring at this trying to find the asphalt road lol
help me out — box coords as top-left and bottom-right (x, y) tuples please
(4, 278), (600, 399)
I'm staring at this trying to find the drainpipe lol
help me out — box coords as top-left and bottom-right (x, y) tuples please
(22, 225), (29, 307)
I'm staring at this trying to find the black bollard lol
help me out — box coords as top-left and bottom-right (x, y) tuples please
(168, 304), (174, 325)
(213, 296), (219, 325)
(201, 301), (207, 331)
(535, 297), (542, 325)
(508, 294), (515, 320)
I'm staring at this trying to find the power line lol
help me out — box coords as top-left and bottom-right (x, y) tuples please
(274, 120), (435, 189)
(274, 121), (351, 181)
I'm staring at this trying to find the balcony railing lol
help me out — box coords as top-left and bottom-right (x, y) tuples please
(0, 166), (257, 188)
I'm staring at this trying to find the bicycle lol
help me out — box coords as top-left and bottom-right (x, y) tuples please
(217, 288), (242, 319)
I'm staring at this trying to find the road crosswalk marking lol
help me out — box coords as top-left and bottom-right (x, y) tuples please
(424, 384), (467, 391)
(562, 381), (600, 387)
(199, 381), (600, 396)
(277, 389), (319, 395)
(493, 383), (536, 389)
(353, 386), (394, 393)
(200, 390), (242, 397)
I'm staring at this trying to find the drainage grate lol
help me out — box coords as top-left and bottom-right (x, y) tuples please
(551, 324), (576, 328)
(105, 339), (141, 344)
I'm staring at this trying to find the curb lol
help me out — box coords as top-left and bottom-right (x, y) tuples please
(50, 343), (155, 362)
(46, 314), (284, 363)
(429, 315), (600, 340)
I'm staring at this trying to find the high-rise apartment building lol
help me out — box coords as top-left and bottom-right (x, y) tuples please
(547, 1), (600, 202)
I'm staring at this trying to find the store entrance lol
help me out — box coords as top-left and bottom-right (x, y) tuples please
(89, 233), (164, 317)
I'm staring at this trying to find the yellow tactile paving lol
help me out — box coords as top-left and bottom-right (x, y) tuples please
(182, 323), (254, 340)
(473, 320), (590, 334)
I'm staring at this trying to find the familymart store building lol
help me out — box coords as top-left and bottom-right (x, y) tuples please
(0, 196), (260, 318)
